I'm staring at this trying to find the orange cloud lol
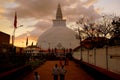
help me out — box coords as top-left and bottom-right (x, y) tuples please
(14, 36), (37, 47)
(0, 8), (4, 13)
(0, 6), (5, 19)
(83, 0), (98, 7)
(95, 8), (101, 14)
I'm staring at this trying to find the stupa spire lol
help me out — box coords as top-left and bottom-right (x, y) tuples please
(53, 3), (66, 27)
(56, 3), (63, 20)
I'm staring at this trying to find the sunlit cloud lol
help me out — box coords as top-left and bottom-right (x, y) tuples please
(83, 0), (98, 7)
(0, 8), (5, 19)
(4, 2), (19, 9)
(0, 8), (5, 13)
(95, 8), (102, 14)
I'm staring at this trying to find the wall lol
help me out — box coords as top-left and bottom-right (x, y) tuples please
(73, 46), (120, 74)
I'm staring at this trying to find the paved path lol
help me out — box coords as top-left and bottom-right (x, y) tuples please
(23, 60), (94, 80)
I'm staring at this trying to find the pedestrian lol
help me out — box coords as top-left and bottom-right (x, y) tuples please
(59, 65), (67, 80)
(66, 58), (69, 65)
(34, 71), (40, 80)
(52, 64), (59, 80)
(64, 57), (69, 65)
(64, 58), (67, 65)
(59, 58), (62, 66)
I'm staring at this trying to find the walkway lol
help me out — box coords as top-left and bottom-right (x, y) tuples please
(23, 60), (94, 80)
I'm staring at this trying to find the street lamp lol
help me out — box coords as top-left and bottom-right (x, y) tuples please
(48, 42), (51, 53)
(12, 25), (23, 46)
(77, 27), (83, 61)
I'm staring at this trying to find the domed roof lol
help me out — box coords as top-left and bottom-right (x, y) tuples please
(37, 26), (79, 49)
(37, 3), (79, 49)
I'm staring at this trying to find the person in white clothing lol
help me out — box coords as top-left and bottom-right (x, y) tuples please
(59, 65), (67, 80)
(34, 71), (40, 80)
(52, 64), (59, 80)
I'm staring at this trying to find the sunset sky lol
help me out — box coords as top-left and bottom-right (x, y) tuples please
(0, 0), (120, 47)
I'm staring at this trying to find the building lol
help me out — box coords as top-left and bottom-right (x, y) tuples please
(0, 31), (10, 53)
(37, 4), (79, 50)
(0, 31), (10, 44)
(25, 46), (40, 56)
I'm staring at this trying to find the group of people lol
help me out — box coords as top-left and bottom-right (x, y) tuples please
(52, 64), (67, 80)
(33, 61), (67, 80)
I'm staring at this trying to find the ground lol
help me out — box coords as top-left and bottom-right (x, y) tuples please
(23, 60), (94, 80)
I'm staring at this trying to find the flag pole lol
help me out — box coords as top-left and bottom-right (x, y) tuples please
(12, 12), (23, 47)
(12, 28), (16, 46)
(26, 36), (28, 47)
(12, 12), (17, 47)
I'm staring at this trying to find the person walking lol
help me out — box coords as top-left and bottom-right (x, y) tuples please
(34, 71), (40, 80)
(52, 64), (59, 80)
(59, 65), (67, 80)
(64, 58), (69, 65)
(59, 58), (62, 66)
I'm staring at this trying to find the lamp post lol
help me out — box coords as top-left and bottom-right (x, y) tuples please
(48, 42), (51, 53)
(94, 47), (96, 65)
(12, 25), (23, 47)
(78, 27), (82, 61)
(106, 45), (108, 69)
(48, 42), (50, 49)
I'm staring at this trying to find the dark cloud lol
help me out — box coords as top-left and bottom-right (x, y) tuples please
(63, 1), (100, 22)
(5, 0), (100, 20)
(7, 0), (100, 43)
(11, 0), (58, 19)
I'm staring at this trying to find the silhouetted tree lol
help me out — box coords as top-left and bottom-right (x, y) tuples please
(96, 15), (114, 38)
(111, 16), (120, 45)
(75, 16), (100, 49)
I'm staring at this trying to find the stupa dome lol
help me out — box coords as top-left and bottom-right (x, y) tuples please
(37, 4), (79, 49)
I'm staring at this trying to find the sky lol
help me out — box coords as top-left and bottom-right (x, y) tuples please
(0, 0), (120, 47)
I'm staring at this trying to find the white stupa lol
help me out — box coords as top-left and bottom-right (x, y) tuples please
(37, 4), (79, 49)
